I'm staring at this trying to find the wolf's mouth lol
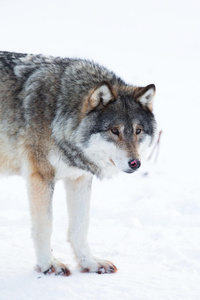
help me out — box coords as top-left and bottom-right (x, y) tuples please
(110, 159), (116, 167)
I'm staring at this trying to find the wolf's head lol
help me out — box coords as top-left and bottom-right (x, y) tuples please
(75, 81), (156, 177)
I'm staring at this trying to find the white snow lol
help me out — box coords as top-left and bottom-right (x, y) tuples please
(0, 0), (200, 299)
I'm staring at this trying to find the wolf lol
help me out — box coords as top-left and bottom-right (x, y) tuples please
(0, 51), (156, 275)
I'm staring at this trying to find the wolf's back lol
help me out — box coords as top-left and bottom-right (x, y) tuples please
(0, 51), (124, 138)
(0, 52), (61, 132)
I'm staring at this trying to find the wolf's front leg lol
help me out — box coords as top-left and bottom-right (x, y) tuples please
(65, 175), (117, 274)
(28, 173), (70, 276)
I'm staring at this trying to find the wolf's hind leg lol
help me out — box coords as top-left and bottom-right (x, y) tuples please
(65, 175), (117, 274)
(28, 172), (70, 276)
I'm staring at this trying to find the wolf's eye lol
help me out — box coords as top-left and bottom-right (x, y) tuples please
(136, 128), (142, 135)
(111, 128), (119, 136)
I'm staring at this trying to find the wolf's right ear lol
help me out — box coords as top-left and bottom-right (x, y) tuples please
(81, 82), (116, 115)
(81, 82), (116, 116)
(89, 82), (116, 108)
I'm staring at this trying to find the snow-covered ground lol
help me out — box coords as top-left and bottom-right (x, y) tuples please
(0, 0), (200, 299)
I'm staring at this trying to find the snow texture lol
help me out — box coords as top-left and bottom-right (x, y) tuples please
(0, 0), (200, 299)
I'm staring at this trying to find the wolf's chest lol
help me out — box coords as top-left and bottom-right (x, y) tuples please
(48, 151), (89, 180)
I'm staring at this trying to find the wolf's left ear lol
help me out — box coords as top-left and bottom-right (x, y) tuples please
(133, 84), (156, 111)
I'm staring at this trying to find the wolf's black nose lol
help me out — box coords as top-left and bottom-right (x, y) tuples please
(128, 159), (141, 171)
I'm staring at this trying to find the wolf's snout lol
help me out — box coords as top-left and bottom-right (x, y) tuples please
(128, 159), (141, 171)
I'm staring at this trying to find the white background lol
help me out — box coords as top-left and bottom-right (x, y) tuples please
(0, 1), (200, 299)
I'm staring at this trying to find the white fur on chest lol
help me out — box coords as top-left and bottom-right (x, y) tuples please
(48, 151), (89, 180)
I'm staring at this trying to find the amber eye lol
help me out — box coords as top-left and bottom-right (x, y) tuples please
(111, 128), (119, 136)
(136, 128), (142, 135)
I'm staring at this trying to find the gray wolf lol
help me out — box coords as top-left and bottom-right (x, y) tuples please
(0, 51), (156, 275)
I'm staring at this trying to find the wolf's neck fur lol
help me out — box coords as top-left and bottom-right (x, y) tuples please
(56, 140), (101, 178)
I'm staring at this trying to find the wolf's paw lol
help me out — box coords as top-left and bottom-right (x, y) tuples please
(36, 257), (71, 276)
(81, 259), (117, 274)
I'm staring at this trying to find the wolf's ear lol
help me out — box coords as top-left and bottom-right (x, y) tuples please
(133, 84), (156, 111)
(89, 82), (115, 109)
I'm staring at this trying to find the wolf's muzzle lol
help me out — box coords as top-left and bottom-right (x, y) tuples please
(128, 159), (141, 172)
